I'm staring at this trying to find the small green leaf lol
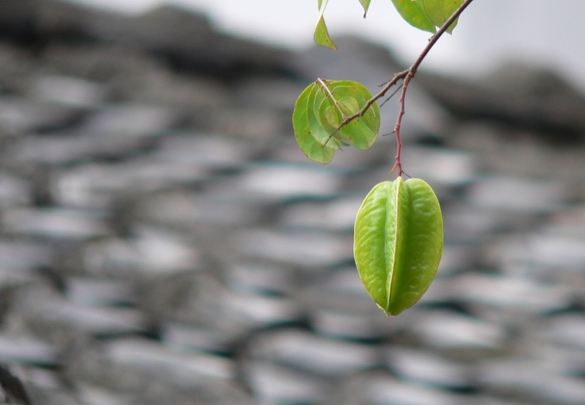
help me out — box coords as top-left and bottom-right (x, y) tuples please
(422, 0), (464, 33)
(391, 0), (436, 33)
(324, 105), (341, 128)
(359, 0), (372, 17)
(308, 82), (344, 149)
(314, 16), (337, 50)
(326, 80), (379, 150)
(354, 177), (443, 315)
(292, 83), (336, 163)
(314, 0), (337, 50)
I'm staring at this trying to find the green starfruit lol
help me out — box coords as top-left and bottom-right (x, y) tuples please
(354, 177), (443, 315)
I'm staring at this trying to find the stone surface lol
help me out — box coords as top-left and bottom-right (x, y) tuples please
(419, 63), (585, 142)
(0, 1), (585, 404)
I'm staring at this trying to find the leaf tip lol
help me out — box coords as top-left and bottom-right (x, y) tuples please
(314, 16), (338, 50)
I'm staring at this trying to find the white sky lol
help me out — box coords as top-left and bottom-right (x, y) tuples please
(69, 0), (585, 90)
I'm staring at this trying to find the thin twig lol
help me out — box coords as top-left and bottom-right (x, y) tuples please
(333, 0), (475, 176)
(379, 82), (403, 108)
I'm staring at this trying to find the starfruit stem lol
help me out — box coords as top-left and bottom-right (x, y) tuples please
(391, 71), (413, 177)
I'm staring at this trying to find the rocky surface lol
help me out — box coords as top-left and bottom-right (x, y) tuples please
(0, 0), (584, 404)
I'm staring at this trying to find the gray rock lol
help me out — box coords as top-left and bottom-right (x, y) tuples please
(220, 290), (301, 329)
(0, 333), (57, 365)
(409, 310), (507, 353)
(447, 273), (571, 315)
(465, 176), (570, 212)
(160, 323), (241, 353)
(237, 163), (343, 200)
(386, 347), (473, 389)
(130, 225), (202, 274)
(83, 237), (147, 279)
(41, 42), (164, 87)
(106, 338), (234, 380)
(0, 266), (42, 291)
(135, 191), (265, 230)
(422, 63), (585, 142)
(0, 173), (31, 208)
(490, 226), (585, 282)
(90, 4), (292, 77)
(156, 134), (254, 169)
(442, 202), (539, 241)
(234, 228), (351, 267)
(32, 75), (109, 107)
(0, 43), (36, 95)
(4, 286), (147, 344)
(64, 277), (135, 305)
(136, 270), (226, 327)
(0, 97), (79, 135)
(0, 0), (38, 41)
(16, 365), (63, 391)
(298, 268), (394, 339)
(65, 338), (256, 405)
(192, 106), (287, 141)
(478, 358), (585, 405)
(1, 0), (292, 77)
(449, 123), (585, 182)
(2, 207), (110, 240)
(8, 128), (164, 165)
(401, 146), (478, 185)
(235, 77), (307, 110)
(82, 231), (204, 280)
(76, 384), (135, 405)
(26, 387), (83, 405)
(52, 159), (209, 209)
(540, 313), (585, 349)
(224, 262), (296, 295)
(277, 195), (364, 232)
(527, 226), (585, 271)
(82, 104), (177, 136)
(339, 373), (470, 405)
(0, 240), (51, 270)
(435, 243), (478, 275)
(243, 361), (328, 405)
(7, 134), (99, 165)
(247, 328), (378, 377)
(127, 73), (229, 108)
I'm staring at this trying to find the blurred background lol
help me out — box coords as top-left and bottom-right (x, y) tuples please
(74, 0), (585, 90)
(0, 0), (585, 404)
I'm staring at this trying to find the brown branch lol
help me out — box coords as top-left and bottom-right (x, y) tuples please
(333, 0), (475, 176)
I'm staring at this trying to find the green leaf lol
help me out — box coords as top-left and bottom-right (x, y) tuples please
(292, 83), (336, 164)
(325, 81), (378, 150)
(308, 82), (344, 148)
(292, 79), (380, 164)
(314, 16), (337, 50)
(314, 0), (337, 50)
(422, 0), (464, 33)
(359, 0), (372, 17)
(391, 0), (436, 33)
(354, 177), (443, 315)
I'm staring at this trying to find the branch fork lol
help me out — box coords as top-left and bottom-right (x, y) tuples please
(331, 0), (475, 176)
